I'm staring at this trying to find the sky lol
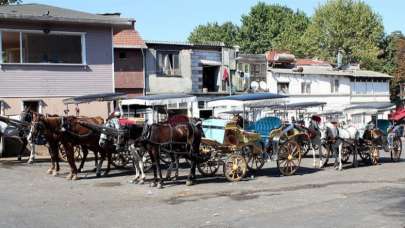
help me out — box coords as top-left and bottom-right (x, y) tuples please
(24, 0), (405, 41)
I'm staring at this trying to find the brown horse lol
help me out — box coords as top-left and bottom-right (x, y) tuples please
(142, 120), (204, 188)
(60, 116), (112, 180)
(30, 113), (63, 176)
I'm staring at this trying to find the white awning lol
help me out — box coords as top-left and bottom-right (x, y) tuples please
(121, 94), (197, 106)
(200, 60), (222, 66)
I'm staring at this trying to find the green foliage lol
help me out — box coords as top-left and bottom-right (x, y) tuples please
(238, 2), (309, 54)
(188, 22), (239, 46)
(0, 0), (21, 5)
(302, 0), (384, 69)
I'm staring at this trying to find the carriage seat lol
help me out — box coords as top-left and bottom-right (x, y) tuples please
(376, 119), (391, 136)
(248, 117), (282, 142)
(119, 118), (138, 127)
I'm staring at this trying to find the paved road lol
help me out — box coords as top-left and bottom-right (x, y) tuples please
(0, 153), (404, 228)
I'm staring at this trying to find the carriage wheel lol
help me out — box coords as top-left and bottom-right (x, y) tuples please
(223, 154), (247, 182)
(370, 145), (379, 165)
(320, 143), (331, 166)
(58, 144), (81, 162)
(244, 144), (265, 171)
(391, 137), (402, 162)
(111, 152), (129, 168)
(277, 140), (301, 176)
(197, 157), (220, 177)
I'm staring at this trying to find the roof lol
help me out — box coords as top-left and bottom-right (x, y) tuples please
(0, 3), (133, 27)
(208, 93), (288, 108)
(63, 92), (127, 104)
(122, 93), (197, 106)
(252, 101), (326, 110)
(344, 102), (395, 114)
(113, 29), (146, 49)
(295, 59), (331, 66)
(145, 40), (226, 48)
(236, 54), (267, 64)
(269, 68), (393, 78)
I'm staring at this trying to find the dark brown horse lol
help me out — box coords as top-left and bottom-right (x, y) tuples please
(142, 120), (204, 188)
(60, 116), (112, 180)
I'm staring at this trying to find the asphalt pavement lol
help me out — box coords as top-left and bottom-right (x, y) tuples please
(0, 152), (404, 228)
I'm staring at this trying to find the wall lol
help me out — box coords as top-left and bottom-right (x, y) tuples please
(145, 48), (192, 94)
(191, 50), (222, 92)
(1, 97), (111, 118)
(0, 22), (114, 98)
(114, 48), (144, 92)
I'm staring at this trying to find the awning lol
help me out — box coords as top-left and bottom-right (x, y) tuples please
(200, 60), (222, 66)
(121, 93), (197, 106)
(344, 102), (395, 115)
(208, 93), (288, 108)
(63, 92), (127, 104)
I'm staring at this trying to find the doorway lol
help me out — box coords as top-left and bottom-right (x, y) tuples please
(202, 66), (219, 92)
(23, 100), (40, 113)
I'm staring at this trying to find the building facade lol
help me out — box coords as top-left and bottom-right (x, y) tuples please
(0, 4), (133, 118)
(113, 29), (146, 97)
(144, 41), (237, 118)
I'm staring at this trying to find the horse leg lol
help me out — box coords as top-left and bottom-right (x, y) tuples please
(96, 152), (105, 177)
(93, 150), (99, 172)
(27, 142), (36, 164)
(186, 146), (198, 186)
(18, 139), (27, 161)
(103, 150), (112, 176)
(46, 144), (55, 175)
(50, 143), (60, 176)
(173, 155), (179, 181)
(150, 146), (158, 187)
(78, 146), (89, 173)
(311, 143), (316, 168)
(64, 143), (79, 180)
(338, 142), (343, 171)
(156, 147), (163, 189)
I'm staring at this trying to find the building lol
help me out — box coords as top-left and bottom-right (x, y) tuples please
(234, 54), (267, 92)
(143, 41), (237, 118)
(266, 52), (392, 123)
(0, 4), (133, 117)
(113, 28), (146, 97)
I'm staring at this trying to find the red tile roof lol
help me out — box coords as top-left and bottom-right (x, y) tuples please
(113, 29), (146, 49)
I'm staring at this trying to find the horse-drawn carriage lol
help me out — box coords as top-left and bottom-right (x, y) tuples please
(344, 102), (401, 165)
(0, 115), (31, 160)
(197, 93), (306, 181)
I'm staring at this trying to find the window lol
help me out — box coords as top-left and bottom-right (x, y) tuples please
(2, 32), (20, 63)
(301, 82), (311, 94)
(330, 79), (340, 93)
(157, 51), (180, 76)
(244, 64), (249, 73)
(277, 82), (289, 94)
(119, 51), (127, 59)
(1, 30), (85, 64)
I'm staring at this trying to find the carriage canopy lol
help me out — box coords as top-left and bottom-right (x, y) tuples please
(121, 93), (197, 106)
(207, 93), (288, 108)
(63, 92), (127, 105)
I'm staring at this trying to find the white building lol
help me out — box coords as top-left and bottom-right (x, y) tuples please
(266, 62), (392, 124)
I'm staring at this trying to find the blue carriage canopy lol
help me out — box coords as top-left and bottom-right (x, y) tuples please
(63, 92), (128, 104)
(121, 93), (197, 106)
(208, 93), (288, 108)
(344, 102), (396, 114)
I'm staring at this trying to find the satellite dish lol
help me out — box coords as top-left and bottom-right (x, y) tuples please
(251, 81), (259, 91)
(259, 81), (267, 90)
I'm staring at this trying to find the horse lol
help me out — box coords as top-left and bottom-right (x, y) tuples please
(61, 115), (111, 180)
(322, 121), (360, 170)
(306, 118), (324, 168)
(30, 113), (63, 176)
(97, 116), (146, 184)
(141, 120), (204, 188)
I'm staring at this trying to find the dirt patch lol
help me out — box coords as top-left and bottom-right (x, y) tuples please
(0, 160), (25, 169)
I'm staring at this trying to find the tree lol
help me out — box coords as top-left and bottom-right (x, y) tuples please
(188, 22), (239, 46)
(0, 0), (21, 5)
(302, 0), (384, 69)
(238, 2), (309, 54)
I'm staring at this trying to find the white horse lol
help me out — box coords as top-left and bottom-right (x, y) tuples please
(322, 121), (360, 170)
(307, 120), (324, 168)
(99, 115), (146, 184)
